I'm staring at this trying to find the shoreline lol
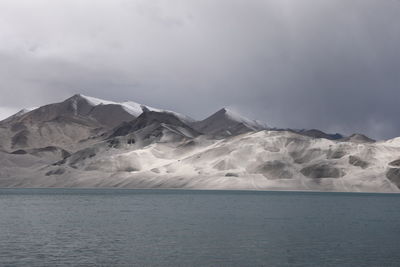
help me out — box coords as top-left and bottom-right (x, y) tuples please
(0, 187), (399, 195)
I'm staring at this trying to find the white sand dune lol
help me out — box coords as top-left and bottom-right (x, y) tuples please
(1, 130), (399, 192)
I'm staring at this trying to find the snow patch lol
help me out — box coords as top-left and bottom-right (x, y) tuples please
(223, 108), (268, 129)
(80, 94), (193, 122)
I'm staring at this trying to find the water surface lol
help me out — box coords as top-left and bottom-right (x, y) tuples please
(0, 189), (400, 266)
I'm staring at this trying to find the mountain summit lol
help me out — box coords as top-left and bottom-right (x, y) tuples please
(192, 108), (268, 137)
(0, 94), (198, 151)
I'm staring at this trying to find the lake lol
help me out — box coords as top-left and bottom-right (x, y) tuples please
(0, 189), (399, 266)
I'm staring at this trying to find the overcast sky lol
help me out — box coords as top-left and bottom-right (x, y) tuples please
(1, 0), (399, 139)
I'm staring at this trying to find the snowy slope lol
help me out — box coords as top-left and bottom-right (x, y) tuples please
(80, 94), (194, 124)
(193, 108), (268, 137)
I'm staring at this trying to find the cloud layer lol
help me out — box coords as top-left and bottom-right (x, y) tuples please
(1, 0), (399, 139)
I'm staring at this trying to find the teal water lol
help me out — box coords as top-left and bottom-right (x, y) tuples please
(0, 189), (400, 266)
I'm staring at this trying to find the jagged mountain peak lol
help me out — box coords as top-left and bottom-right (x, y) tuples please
(219, 108), (268, 128)
(213, 107), (242, 117)
(193, 107), (268, 137)
(215, 107), (230, 114)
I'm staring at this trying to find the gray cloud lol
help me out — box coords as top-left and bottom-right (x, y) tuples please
(0, 0), (399, 139)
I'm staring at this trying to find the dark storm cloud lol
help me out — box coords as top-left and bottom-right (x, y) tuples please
(0, 0), (400, 139)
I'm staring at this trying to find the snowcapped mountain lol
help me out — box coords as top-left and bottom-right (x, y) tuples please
(0, 94), (127, 152)
(77, 94), (195, 124)
(2, 93), (398, 193)
(192, 108), (268, 137)
(0, 94), (195, 151)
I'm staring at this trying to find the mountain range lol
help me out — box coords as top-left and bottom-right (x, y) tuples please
(0, 94), (399, 192)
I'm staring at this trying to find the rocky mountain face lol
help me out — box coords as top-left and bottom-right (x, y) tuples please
(192, 108), (268, 138)
(0, 94), (135, 152)
(0, 94), (398, 192)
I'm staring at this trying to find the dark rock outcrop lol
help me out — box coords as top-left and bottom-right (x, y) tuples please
(349, 156), (369, 169)
(301, 163), (344, 178)
(386, 168), (400, 188)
